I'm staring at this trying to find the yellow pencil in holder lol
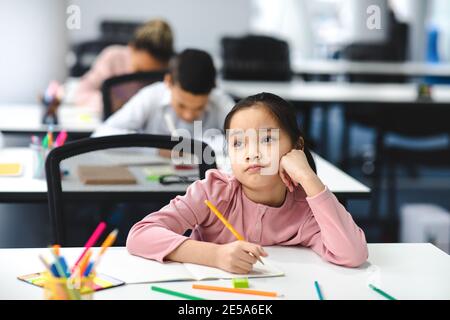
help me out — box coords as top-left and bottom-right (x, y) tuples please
(42, 271), (96, 300)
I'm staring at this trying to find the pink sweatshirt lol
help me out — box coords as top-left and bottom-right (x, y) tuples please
(127, 170), (368, 268)
(74, 45), (133, 111)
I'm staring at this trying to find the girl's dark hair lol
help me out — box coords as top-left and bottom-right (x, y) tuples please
(223, 92), (316, 173)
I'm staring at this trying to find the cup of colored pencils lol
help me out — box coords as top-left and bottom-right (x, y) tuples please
(42, 271), (95, 300)
(40, 245), (96, 300)
(40, 223), (118, 300)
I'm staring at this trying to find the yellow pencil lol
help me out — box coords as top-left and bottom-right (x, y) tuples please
(92, 229), (118, 271)
(47, 132), (53, 149)
(204, 200), (264, 265)
(52, 244), (60, 256)
(78, 249), (92, 277)
(98, 229), (118, 256)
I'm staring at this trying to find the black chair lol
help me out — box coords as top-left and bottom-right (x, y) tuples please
(221, 35), (292, 81)
(46, 134), (216, 246)
(377, 106), (450, 220)
(384, 138), (450, 229)
(340, 13), (409, 168)
(100, 20), (142, 42)
(344, 103), (450, 241)
(70, 39), (129, 77)
(339, 10), (409, 83)
(101, 71), (166, 120)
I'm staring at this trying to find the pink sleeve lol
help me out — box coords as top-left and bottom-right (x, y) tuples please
(74, 46), (127, 110)
(300, 187), (368, 267)
(126, 170), (234, 262)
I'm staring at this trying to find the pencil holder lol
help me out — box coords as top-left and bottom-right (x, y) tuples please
(30, 144), (52, 180)
(42, 272), (96, 300)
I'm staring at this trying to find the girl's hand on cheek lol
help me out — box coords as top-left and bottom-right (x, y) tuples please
(279, 149), (315, 184)
(279, 149), (325, 197)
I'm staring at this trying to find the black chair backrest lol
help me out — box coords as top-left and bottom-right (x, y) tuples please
(340, 11), (409, 83)
(101, 71), (166, 120)
(100, 20), (143, 42)
(345, 104), (450, 137)
(70, 39), (129, 77)
(45, 134), (216, 245)
(221, 35), (292, 81)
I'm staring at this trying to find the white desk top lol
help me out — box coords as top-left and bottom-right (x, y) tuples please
(0, 147), (370, 197)
(1, 244), (448, 300)
(3, 79), (448, 135)
(292, 59), (450, 77)
(0, 103), (101, 133)
(220, 80), (450, 104)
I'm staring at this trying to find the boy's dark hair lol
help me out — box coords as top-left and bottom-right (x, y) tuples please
(130, 19), (174, 63)
(223, 92), (316, 173)
(169, 49), (216, 95)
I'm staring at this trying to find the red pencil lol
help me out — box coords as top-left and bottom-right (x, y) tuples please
(71, 222), (106, 273)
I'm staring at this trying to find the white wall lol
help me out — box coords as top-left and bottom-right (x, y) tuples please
(428, 0), (450, 62)
(67, 0), (253, 56)
(338, 0), (389, 44)
(0, 0), (68, 103)
(0, 0), (252, 103)
(249, 0), (314, 60)
(390, 0), (429, 61)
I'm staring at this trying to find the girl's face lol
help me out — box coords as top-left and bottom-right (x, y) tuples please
(227, 106), (294, 190)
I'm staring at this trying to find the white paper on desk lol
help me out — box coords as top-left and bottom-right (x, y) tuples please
(102, 149), (170, 166)
(98, 250), (284, 284)
(184, 259), (285, 281)
(98, 250), (193, 284)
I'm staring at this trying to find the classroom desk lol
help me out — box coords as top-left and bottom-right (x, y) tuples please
(220, 80), (450, 105)
(0, 103), (101, 137)
(292, 59), (450, 79)
(0, 147), (370, 203)
(221, 80), (450, 157)
(1, 243), (449, 300)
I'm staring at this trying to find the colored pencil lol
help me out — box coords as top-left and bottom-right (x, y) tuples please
(52, 244), (60, 256)
(192, 284), (281, 298)
(49, 249), (79, 300)
(92, 229), (118, 273)
(55, 130), (68, 147)
(369, 284), (396, 300)
(38, 254), (53, 274)
(314, 281), (324, 300)
(204, 200), (264, 265)
(71, 222), (106, 273)
(151, 286), (206, 300)
(78, 249), (92, 277)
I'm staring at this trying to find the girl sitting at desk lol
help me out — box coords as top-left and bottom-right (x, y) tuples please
(74, 19), (174, 111)
(127, 93), (368, 273)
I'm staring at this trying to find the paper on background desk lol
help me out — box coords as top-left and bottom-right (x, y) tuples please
(102, 149), (171, 166)
(98, 250), (284, 284)
(0, 163), (23, 177)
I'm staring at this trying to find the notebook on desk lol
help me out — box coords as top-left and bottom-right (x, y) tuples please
(77, 165), (137, 185)
(98, 251), (284, 284)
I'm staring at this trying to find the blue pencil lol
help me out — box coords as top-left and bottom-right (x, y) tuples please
(368, 284), (396, 300)
(314, 281), (324, 300)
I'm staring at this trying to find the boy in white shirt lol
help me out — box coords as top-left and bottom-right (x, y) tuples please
(93, 49), (234, 143)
